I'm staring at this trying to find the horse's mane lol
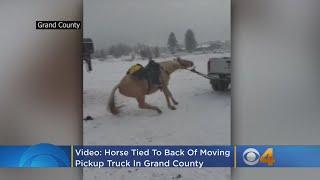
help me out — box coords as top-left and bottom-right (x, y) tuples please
(159, 60), (180, 74)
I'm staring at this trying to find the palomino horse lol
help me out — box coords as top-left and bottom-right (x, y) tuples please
(108, 58), (194, 114)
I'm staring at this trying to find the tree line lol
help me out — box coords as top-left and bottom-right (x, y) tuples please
(93, 29), (199, 59)
(93, 44), (161, 59)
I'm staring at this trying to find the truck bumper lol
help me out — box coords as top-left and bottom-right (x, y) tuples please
(207, 74), (231, 81)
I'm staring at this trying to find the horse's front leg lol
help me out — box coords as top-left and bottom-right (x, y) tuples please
(160, 76), (178, 109)
(162, 86), (177, 110)
(166, 88), (179, 105)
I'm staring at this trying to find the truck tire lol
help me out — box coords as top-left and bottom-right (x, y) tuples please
(211, 80), (228, 91)
(218, 81), (227, 91)
(221, 81), (229, 91)
(212, 84), (219, 91)
(211, 80), (221, 91)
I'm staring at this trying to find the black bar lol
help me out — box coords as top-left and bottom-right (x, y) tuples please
(36, 21), (81, 30)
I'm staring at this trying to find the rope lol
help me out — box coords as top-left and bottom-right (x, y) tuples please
(187, 68), (211, 80)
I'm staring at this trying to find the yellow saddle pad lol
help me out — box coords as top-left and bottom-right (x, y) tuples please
(127, 64), (144, 75)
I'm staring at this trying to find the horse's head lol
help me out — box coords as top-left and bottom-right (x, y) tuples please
(175, 57), (194, 69)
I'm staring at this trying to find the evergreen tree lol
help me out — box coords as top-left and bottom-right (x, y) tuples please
(153, 46), (160, 58)
(167, 32), (178, 54)
(185, 29), (197, 52)
(140, 46), (152, 60)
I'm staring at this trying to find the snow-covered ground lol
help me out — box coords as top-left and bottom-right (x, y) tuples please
(83, 53), (231, 180)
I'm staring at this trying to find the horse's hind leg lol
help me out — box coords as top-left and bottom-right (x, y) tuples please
(136, 96), (162, 114)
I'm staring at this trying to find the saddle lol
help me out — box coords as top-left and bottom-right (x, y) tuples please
(127, 60), (162, 89)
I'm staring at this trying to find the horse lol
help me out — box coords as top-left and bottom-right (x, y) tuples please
(108, 58), (194, 115)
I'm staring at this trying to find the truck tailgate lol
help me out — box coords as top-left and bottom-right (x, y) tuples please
(208, 58), (231, 74)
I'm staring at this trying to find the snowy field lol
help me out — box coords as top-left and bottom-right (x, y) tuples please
(83, 53), (231, 180)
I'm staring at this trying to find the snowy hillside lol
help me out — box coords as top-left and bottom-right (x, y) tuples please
(83, 53), (231, 180)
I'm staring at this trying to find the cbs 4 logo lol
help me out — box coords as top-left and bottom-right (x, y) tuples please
(242, 148), (275, 166)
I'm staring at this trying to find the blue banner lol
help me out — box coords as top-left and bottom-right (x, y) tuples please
(1, 144), (320, 168)
(73, 146), (233, 168)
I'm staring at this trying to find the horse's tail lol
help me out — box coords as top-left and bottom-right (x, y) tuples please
(108, 84), (120, 115)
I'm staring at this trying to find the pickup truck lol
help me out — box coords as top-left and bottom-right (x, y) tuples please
(207, 57), (231, 91)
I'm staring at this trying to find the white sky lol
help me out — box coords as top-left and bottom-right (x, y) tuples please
(84, 0), (230, 49)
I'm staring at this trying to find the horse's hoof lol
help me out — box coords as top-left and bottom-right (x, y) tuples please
(173, 101), (179, 105)
(157, 109), (162, 114)
(170, 106), (176, 110)
(83, 115), (94, 121)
